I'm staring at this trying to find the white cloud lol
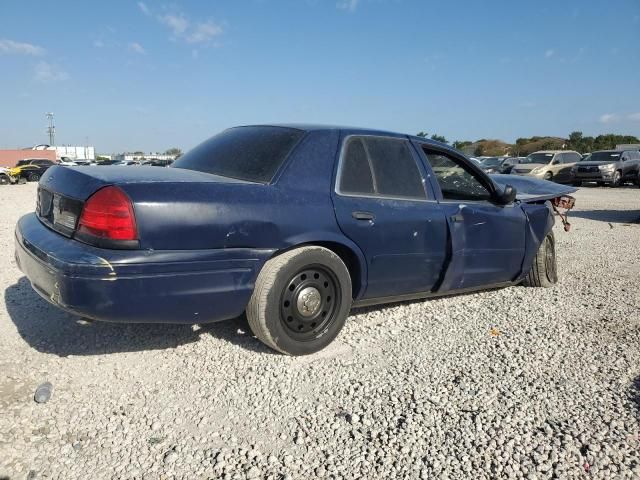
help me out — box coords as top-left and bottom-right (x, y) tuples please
(137, 2), (150, 16)
(628, 113), (640, 121)
(337, 0), (359, 12)
(599, 113), (619, 124)
(0, 39), (45, 56)
(128, 42), (146, 54)
(186, 21), (223, 44)
(544, 49), (555, 58)
(159, 13), (190, 36)
(34, 62), (69, 82)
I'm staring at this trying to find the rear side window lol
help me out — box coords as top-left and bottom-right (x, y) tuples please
(173, 126), (304, 183)
(338, 136), (426, 200)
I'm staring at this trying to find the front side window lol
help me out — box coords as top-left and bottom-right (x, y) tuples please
(423, 150), (491, 201)
(526, 153), (554, 164)
(172, 126), (305, 183)
(338, 136), (426, 200)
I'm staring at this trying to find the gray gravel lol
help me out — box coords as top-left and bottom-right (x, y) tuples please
(1, 182), (639, 479)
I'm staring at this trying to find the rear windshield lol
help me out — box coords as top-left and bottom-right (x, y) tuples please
(172, 126), (304, 183)
(586, 152), (621, 162)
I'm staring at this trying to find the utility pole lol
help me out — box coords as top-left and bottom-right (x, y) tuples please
(46, 112), (55, 145)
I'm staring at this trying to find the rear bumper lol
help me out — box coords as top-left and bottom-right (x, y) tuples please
(15, 213), (274, 323)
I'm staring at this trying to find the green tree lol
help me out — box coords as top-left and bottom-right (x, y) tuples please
(452, 140), (472, 150)
(165, 148), (182, 156)
(416, 131), (428, 138)
(567, 131), (583, 151)
(430, 134), (448, 144)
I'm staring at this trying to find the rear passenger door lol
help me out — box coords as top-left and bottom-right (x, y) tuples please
(331, 135), (448, 299)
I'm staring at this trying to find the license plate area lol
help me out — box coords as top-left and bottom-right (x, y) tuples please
(36, 187), (83, 237)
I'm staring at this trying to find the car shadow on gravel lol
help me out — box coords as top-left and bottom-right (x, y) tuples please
(4, 277), (275, 356)
(631, 376), (640, 420)
(569, 209), (640, 224)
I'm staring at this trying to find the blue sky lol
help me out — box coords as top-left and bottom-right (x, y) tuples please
(1, 0), (639, 153)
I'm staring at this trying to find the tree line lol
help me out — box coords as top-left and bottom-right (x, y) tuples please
(417, 131), (640, 156)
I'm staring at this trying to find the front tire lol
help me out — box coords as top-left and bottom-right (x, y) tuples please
(544, 172), (553, 181)
(28, 173), (40, 182)
(523, 233), (557, 288)
(0, 174), (9, 186)
(610, 170), (622, 187)
(246, 246), (352, 355)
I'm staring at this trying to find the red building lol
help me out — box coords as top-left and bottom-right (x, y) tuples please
(0, 149), (57, 167)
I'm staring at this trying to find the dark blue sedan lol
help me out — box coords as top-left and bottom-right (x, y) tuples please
(15, 125), (575, 355)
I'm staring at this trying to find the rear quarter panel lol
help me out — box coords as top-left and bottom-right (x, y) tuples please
(125, 130), (363, 256)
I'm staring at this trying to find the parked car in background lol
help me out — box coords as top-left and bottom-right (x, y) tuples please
(58, 159), (79, 166)
(8, 158), (57, 182)
(511, 150), (581, 183)
(480, 157), (507, 173)
(142, 159), (174, 167)
(480, 156), (515, 174)
(571, 150), (640, 187)
(0, 167), (13, 185)
(500, 157), (527, 174)
(15, 124), (576, 355)
(114, 161), (141, 166)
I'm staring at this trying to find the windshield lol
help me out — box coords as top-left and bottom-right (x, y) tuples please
(481, 157), (503, 167)
(586, 152), (621, 162)
(524, 153), (554, 164)
(173, 126), (305, 183)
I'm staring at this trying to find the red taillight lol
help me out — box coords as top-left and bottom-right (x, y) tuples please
(77, 186), (137, 241)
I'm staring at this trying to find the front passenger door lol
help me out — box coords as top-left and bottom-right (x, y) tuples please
(419, 148), (527, 291)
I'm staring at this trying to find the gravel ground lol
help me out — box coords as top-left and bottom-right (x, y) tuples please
(1, 182), (639, 480)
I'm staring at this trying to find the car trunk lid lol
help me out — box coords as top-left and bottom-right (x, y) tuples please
(36, 165), (251, 240)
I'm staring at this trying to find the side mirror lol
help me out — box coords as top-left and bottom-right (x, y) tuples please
(551, 159), (560, 165)
(496, 184), (517, 205)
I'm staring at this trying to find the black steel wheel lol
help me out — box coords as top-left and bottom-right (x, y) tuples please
(280, 266), (340, 341)
(247, 246), (352, 355)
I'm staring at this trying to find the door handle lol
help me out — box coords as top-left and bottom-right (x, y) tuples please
(352, 211), (375, 221)
(450, 213), (464, 223)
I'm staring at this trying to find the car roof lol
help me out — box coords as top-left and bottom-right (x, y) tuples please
(531, 150), (573, 154)
(591, 150), (624, 153)
(236, 123), (450, 148)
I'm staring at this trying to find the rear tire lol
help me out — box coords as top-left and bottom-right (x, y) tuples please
(543, 172), (553, 181)
(28, 173), (40, 182)
(523, 233), (557, 288)
(572, 181), (582, 187)
(0, 174), (9, 186)
(246, 246), (352, 355)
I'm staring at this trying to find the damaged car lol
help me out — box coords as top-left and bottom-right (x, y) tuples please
(15, 125), (575, 355)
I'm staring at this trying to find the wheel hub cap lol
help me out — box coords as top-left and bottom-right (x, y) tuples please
(296, 287), (321, 317)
